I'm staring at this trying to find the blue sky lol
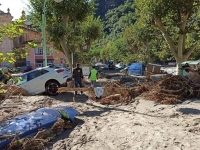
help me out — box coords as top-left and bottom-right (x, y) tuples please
(0, 0), (28, 20)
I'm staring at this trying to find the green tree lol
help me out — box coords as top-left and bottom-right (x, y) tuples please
(0, 20), (24, 43)
(0, 20), (33, 63)
(135, 0), (200, 74)
(104, 0), (135, 38)
(29, 0), (102, 67)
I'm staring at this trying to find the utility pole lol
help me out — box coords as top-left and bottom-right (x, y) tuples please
(42, 0), (48, 67)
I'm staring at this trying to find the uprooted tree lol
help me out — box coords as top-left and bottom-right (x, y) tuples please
(29, 0), (103, 67)
(135, 0), (200, 74)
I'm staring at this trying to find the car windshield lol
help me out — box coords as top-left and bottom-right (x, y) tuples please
(13, 74), (28, 85)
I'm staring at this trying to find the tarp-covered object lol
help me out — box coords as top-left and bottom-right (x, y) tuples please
(128, 63), (145, 76)
(0, 106), (78, 149)
(180, 60), (200, 76)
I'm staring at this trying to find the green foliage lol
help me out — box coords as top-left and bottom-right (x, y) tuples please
(28, 41), (38, 48)
(8, 76), (23, 85)
(104, 0), (135, 38)
(135, 0), (200, 63)
(29, 0), (102, 66)
(0, 19), (31, 63)
(95, 0), (124, 19)
(0, 20), (25, 43)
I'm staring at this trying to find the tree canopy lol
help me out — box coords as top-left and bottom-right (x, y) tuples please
(29, 0), (103, 66)
(134, 0), (200, 66)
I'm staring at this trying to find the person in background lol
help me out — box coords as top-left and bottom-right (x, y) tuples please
(88, 66), (98, 87)
(72, 63), (83, 95)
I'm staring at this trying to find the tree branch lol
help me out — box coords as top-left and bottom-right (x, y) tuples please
(184, 42), (199, 59)
(153, 14), (178, 59)
(60, 39), (71, 67)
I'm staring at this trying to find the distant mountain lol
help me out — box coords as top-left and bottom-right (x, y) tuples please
(95, 0), (125, 19)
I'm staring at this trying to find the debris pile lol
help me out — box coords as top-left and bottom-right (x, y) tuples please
(0, 85), (29, 100)
(99, 74), (200, 105)
(100, 83), (149, 105)
(143, 74), (200, 104)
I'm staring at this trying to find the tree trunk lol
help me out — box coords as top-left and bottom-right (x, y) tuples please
(144, 41), (151, 63)
(175, 57), (187, 75)
(153, 14), (199, 75)
(60, 40), (73, 72)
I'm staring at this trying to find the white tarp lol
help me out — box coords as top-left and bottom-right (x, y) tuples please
(94, 87), (104, 98)
(82, 66), (90, 76)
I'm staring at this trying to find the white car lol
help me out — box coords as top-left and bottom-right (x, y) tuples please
(10, 66), (72, 96)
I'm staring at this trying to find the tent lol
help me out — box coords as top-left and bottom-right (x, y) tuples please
(127, 63), (145, 76)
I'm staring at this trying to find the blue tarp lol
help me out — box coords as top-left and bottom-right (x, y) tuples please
(128, 63), (145, 76)
(0, 106), (78, 149)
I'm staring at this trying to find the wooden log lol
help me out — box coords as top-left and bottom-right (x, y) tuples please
(58, 87), (133, 100)
(58, 87), (134, 93)
(103, 94), (121, 100)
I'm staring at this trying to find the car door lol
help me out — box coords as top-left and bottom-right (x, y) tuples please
(27, 69), (49, 95)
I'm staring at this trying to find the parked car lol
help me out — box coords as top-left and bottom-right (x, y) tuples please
(104, 64), (109, 69)
(115, 63), (126, 70)
(10, 66), (72, 96)
(94, 65), (102, 73)
(20, 66), (33, 73)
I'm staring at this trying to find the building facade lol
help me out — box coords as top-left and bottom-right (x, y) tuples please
(0, 8), (67, 69)
(0, 8), (14, 67)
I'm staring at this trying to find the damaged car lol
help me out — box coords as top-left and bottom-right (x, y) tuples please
(9, 65), (72, 96)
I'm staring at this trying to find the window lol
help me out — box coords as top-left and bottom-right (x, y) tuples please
(35, 47), (43, 55)
(36, 62), (43, 68)
(15, 75), (28, 86)
(27, 69), (48, 81)
(47, 47), (50, 55)
(35, 47), (52, 55)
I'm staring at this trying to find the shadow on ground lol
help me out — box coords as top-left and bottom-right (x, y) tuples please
(50, 92), (89, 103)
(178, 108), (200, 114)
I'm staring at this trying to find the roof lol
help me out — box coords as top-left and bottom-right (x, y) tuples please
(181, 60), (200, 65)
(21, 26), (41, 34)
(0, 10), (10, 15)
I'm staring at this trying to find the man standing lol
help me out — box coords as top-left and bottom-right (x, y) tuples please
(72, 63), (83, 95)
(88, 66), (98, 87)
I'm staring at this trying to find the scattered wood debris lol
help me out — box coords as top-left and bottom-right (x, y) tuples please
(0, 85), (29, 100)
(6, 118), (73, 150)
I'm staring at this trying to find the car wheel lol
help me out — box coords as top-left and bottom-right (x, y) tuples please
(46, 81), (60, 96)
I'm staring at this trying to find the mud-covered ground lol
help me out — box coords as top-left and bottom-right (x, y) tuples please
(1, 68), (200, 150)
